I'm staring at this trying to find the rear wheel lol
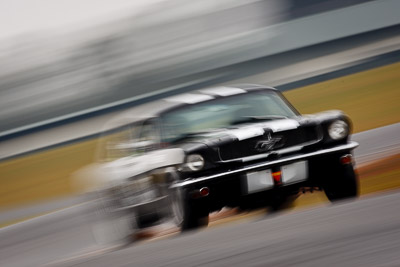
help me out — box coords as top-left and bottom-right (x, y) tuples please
(323, 164), (358, 201)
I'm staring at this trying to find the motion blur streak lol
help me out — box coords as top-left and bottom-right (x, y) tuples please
(1, 0), (399, 135)
(0, 0), (285, 134)
(0, 0), (400, 267)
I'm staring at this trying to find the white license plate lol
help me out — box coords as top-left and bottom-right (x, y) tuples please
(281, 161), (308, 184)
(244, 169), (274, 194)
(244, 161), (308, 194)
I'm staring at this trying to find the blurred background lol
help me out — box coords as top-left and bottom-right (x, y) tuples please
(0, 0), (400, 266)
(2, 0), (398, 136)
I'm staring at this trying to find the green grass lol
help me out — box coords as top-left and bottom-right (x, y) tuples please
(284, 62), (400, 133)
(0, 139), (97, 208)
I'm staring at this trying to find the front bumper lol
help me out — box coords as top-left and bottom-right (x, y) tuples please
(171, 141), (359, 189)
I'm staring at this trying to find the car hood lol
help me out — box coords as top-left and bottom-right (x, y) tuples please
(177, 117), (303, 147)
(175, 116), (323, 163)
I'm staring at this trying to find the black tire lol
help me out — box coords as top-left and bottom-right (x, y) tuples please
(171, 187), (209, 231)
(135, 212), (161, 229)
(323, 164), (358, 202)
(181, 200), (209, 230)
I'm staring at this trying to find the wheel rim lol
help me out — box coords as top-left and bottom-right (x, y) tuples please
(171, 187), (184, 227)
(91, 192), (134, 246)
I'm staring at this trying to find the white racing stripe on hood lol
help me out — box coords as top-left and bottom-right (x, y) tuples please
(227, 127), (265, 141)
(261, 119), (299, 132)
(224, 119), (300, 140)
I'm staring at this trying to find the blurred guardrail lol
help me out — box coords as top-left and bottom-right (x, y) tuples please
(0, 0), (400, 159)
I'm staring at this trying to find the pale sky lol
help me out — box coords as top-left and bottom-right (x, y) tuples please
(0, 0), (165, 40)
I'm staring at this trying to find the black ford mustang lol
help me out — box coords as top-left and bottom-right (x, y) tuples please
(83, 84), (358, 243)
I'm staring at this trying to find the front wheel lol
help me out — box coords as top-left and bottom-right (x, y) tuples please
(91, 193), (135, 246)
(170, 187), (209, 231)
(323, 164), (358, 202)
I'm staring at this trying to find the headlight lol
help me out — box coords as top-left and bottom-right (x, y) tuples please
(182, 154), (205, 172)
(328, 120), (349, 140)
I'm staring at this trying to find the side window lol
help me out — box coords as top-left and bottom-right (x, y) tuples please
(139, 120), (159, 142)
(136, 119), (161, 151)
(97, 119), (161, 162)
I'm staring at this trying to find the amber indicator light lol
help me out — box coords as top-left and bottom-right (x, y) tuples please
(272, 171), (282, 185)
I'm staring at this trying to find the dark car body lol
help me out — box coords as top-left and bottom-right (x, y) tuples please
(83, 84), (358, 240)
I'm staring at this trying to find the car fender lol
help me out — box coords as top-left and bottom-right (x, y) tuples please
(72, 148), (185, 192)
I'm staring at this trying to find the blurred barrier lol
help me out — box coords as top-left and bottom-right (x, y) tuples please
(1, 28), (400, 161)
(0, 0), (400, 140)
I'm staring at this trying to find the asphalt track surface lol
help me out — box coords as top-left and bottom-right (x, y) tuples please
(52, 191), (400, 267)
(0, 123), (399, 267)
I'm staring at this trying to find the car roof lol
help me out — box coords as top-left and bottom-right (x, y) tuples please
(102, 84), (276, 132)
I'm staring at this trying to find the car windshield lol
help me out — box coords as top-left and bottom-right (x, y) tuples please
(160, 90), (298, 143)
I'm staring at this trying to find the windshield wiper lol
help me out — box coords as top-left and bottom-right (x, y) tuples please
(231, 115), (288, 125)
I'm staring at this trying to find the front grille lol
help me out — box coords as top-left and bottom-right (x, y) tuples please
(219, 125), (320, 161)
